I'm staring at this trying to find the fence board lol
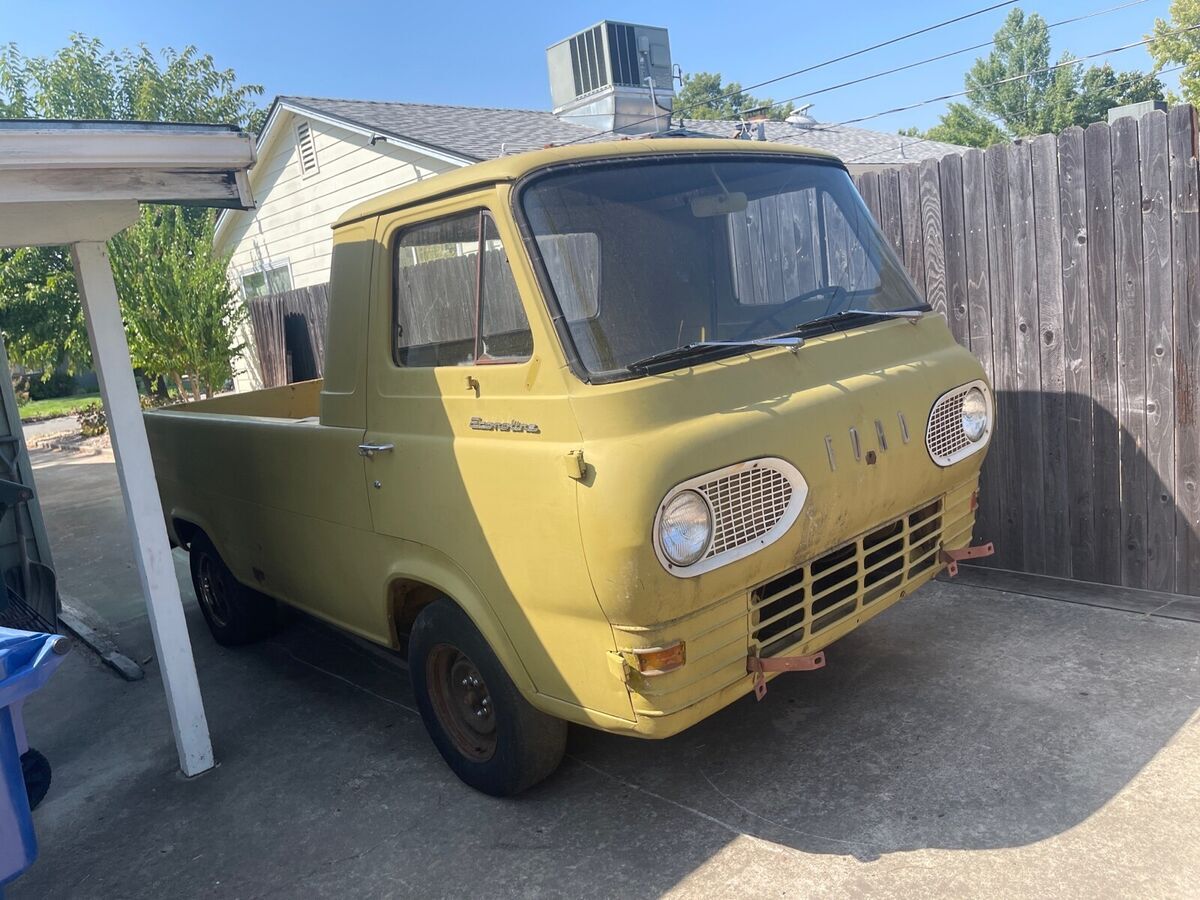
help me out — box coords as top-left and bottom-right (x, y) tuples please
(1031, 133), (1070, 577)
(938, 153), (970, 346)
(877, 169), (904, 260)
(919, 158), (947, 321)
(899, 164), (926, 294)
(1057, 126), (1096, 580)
(1007, 140), (1046, 573)
(1111, 116), (1150, 589)
(984, 142), (1019, 567)
(1169, 104), (1200, 595)
(1084, 121), (1122, 586)
(856, 170), (881, 222)
(1139, 110), (1176, 593)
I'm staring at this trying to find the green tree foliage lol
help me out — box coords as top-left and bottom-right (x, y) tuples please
(906, 8), (1164, 148)
(1149, 0), (1200, 105)
(110, 208), (245, 399)
(0, 35), (263, 377)
(677, 71), (794, 120)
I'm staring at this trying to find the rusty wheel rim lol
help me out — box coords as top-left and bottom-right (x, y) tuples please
(426, 644), (497, 762)
(197, 555), (231, 629)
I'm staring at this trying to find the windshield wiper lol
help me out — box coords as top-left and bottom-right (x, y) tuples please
(627, 336), (803, 373)
(790, 304), (928, 334)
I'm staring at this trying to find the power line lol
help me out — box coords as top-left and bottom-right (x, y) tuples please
(779, 0), (1153, 114)
(788, 26), (1199, 134)
(558, 0), (1022, 146)
(841, 64), (1184, 164)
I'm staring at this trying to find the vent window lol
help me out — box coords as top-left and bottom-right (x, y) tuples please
(295, 120), (319, 177)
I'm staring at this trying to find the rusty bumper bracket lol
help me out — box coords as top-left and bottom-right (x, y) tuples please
(747, 651), (826, 701)
(939, 542), (995, 577)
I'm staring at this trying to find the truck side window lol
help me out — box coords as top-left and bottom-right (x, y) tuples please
(394, 210), (532, 367)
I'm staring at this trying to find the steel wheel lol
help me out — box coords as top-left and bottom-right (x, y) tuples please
(196, 553), (232, 630)
(426, 644), (497, 761)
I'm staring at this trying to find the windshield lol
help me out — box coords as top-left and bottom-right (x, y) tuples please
(519, 154), (926, 379)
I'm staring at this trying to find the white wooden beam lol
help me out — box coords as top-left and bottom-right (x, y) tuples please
(0, 124), (255, 171)
(0, 169), (243, 206)
(0, 200), (139, 248)
(70, 240), (214, 777)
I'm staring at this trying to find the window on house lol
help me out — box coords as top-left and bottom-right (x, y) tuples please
(241, 262), (293, 298)
(394, 210), (533, 367)
(296, 120), (319, 177)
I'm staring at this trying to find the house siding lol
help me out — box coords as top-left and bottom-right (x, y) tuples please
(218, 111), (461, 389)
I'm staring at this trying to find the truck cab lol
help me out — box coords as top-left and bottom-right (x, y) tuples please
(147, 139), (993, 795)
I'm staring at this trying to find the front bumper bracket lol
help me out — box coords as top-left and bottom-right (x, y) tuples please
(939, 541), (995, 577)
(747, 651), (826, 701)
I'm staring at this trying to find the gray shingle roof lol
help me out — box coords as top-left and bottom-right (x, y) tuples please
(281, 96), (597, 161)
(279, 96), (964, 166)
(677, 119), (965, 165)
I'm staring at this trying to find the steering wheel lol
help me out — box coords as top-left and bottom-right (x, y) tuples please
(733, 285), (846, 341)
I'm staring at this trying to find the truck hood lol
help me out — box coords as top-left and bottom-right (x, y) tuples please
(567, 315), (990, 626)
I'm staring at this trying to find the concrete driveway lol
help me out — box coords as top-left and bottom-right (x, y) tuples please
(9, 449), (1200, 898)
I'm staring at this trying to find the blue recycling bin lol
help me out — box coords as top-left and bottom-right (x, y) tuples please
(0, 627), (69, 888)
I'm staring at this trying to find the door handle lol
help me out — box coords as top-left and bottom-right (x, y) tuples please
(358, 442), (395, 458)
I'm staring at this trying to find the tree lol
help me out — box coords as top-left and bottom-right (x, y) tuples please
(907, 8), (1165, 147)
(677, 71), (794, 121)
(1149, 0), (1200, 106)
(0, 35), (263, 376)
(110, 207), (245, 399)
(901, 102), (1006, 149)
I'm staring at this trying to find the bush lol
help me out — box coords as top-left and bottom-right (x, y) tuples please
(78, 403), (107, 437)
(28, 370), (77, 401)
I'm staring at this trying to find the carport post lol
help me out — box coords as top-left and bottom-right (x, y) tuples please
(70, 240), (215, 777)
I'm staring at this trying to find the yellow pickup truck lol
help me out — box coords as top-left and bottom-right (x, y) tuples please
(147, 138), (993, 795)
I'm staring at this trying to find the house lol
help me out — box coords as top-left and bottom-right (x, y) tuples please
(216, 21), (965, 389)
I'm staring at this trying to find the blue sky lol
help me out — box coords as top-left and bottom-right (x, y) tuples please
(4, 0), (1176, 132)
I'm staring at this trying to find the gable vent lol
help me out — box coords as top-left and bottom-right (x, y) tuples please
(295, 120), (319, 177)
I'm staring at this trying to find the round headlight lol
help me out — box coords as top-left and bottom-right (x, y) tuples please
(961, 387), (988, 442)
(658, 490), (712, 567)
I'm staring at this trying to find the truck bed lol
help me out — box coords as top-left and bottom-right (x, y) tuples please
(164, 379), (323, 421)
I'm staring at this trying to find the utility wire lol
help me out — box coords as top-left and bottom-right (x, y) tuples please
(842, 64), (1184, 164)
(786, 26), (1199, 134)
(558, 0), (1022, 145)
(779, 0), (1153, 113)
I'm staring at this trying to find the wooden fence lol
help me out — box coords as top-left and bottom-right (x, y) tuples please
(248, 283), (330, 388)
(852, 104), (1200, 597)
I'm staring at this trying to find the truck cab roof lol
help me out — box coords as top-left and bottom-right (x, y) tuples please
(333, 137), (842, 229)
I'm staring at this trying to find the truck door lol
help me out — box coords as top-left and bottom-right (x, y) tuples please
(361, 192), (617, 712)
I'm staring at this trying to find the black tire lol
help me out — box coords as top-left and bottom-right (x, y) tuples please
(408, 599), (566, 796)
(21, 747), (51, 811)
(188, 534), (278, 646)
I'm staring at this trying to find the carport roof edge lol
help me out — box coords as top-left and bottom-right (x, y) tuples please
(0, 119), (257, 211)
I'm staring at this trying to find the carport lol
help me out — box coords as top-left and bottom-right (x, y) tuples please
(0, 120), (257, 776)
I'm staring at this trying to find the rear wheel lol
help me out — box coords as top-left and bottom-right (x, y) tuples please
(409, 599), (566, 796)
(189, 534), (278, 645)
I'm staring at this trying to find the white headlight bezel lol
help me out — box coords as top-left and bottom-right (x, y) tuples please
(653, 458), (808, 577)
(925, 379), (993, 467)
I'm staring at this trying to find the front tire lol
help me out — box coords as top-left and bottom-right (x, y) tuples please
(188, 534), (278, 646)
(409, 599), (566, 796)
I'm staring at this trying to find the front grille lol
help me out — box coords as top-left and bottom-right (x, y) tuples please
(751, 498), (944, 657)
(697, 465), (793, 558)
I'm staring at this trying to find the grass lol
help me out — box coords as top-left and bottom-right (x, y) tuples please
(18, 393), (101, 423)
